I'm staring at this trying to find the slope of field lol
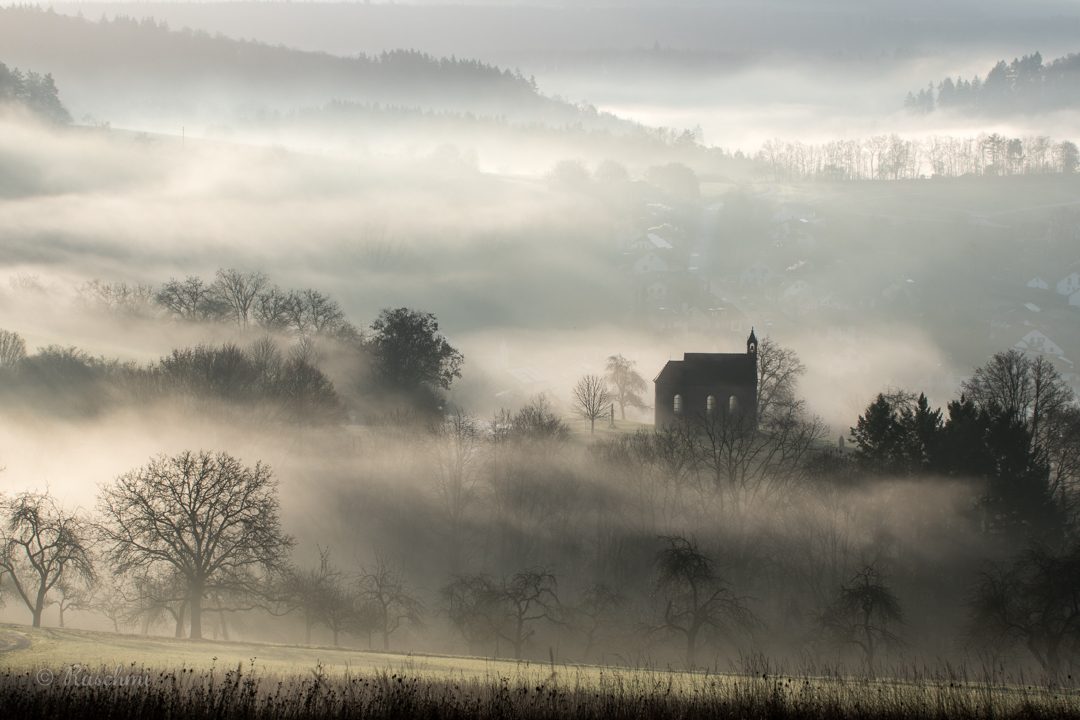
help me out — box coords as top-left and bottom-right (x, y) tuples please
(0, 623), (538, 679)
(3, 623), (1080, 720)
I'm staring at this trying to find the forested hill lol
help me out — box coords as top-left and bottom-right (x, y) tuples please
(0, 6), (585, 123)
(905, 50), (1080, 115)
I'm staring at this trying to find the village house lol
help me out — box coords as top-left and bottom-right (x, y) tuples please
(740, 260), (776, 288)
(1014, 329), (1066, 357)
(1057, 273), (1080, 296)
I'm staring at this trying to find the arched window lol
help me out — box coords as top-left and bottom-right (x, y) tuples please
(674, 394), (684, 414)
(706, 395), (716, 413)
(729, 395), (739, 413)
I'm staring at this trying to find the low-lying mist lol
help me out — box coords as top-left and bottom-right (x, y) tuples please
(1, 4), (1080, 679)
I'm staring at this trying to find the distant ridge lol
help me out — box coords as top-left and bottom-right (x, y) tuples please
(905, 50), (1080, 116)
(0, 5), (587, 123)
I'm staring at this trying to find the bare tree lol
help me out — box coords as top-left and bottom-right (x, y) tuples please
(50, 574), (95, 628)
(442, 569), (557, 660)
(497, 568), (559, 659)
(818, 566), (904, 669)
(154, 276), (220, 322)
(284, 546), (347, 645)
(0, 490), (95, 627)
(97, 451), (294, 639)
(604, 355), (648, 420)
(962, 350), (1075, 467)
(278, 356), (344, 430)
(755, 336), (807, 422)
(356, 552), (425, 651)
(282, 547), (369, 647)
(127, 568), (190, 637)
(572, 374), (611, 434)
(212, 269), (268, 331)
(253, 286), (293, 333)
(319, 583), (360, 647)
(0, 329), (26, 370)
(692, 400), (828, 523)
(427, 413), (483, 571)
(564, 582), (626, 663)
(968, 544), (1080, 677)
(651, 535), (756, 669)
(440, 573), (503, 654)
(76, 280), (156, 319)
(89, 574), (140, 634)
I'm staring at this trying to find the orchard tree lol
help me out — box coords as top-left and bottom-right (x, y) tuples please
(440, 569), (558, 659)
(0, 490), (95, 627)
(98, 451), (294, 639)
(651, 535), (755, 669)
(818, 566), (904, 668)
(357, 552), (425, 651)
(969, 543), (1080, 676)
(498, 568), (559, 659)
(565, 582), (626, 662)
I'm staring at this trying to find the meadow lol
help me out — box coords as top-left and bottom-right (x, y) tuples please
(1, 623), (1079, 719)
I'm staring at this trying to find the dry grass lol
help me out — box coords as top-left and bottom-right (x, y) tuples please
(3, 662), (1080, 719)
(3, 623), (1080, 718)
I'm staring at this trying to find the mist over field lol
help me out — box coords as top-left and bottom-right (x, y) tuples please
(0, 0), (1080, 697)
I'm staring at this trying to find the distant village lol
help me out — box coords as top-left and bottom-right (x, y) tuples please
(483, 190), (1080, 413)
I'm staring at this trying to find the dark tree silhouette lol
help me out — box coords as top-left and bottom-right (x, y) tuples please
(368, 307), (463, 400)
(819, 566), (904, 669)
(0, 490), (95, 627)
(652, 535), (755, 669)
(98, 451), (294, 639)
(969, 543), (1080, 676)
(440, 568), (557, 659)
(356, 553), (425, 651)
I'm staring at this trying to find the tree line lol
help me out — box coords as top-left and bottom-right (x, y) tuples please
(0, 60), (70, 124)
(905, 51), (1080, 116)
(4, 332), (1080, 674)
(756, 133), (1079, 181)
(1, 271), (465, 419)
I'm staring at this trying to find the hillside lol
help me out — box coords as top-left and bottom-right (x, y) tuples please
(0, 6), (595, 127)
(905, 50), (1080, 115)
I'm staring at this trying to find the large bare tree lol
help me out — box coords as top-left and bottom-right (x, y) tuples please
(0, 490), (95, 627)
(97, 451), (294, 639)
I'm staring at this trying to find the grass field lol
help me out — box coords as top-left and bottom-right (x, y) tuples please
(3, 623), (1080, 718)
(0, 623), (540, 680)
